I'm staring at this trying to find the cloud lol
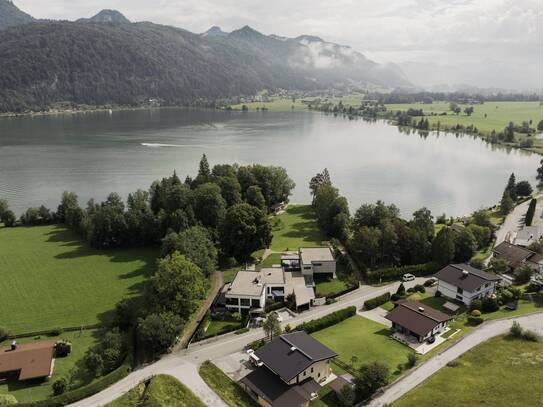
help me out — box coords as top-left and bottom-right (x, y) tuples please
(14, 0), (543, 89)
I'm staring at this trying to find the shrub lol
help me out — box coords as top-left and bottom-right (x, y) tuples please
(447, 360), (460, 368)
(235, 327), (249, 335)
(391, 293), (401, 302)
(55, 341), (72, 357)
(481, 297), (499, 313)
(0, 326), (9, 341)
(284, 324), (292, 333)
(49, 327), (63, 336)
(396, 283), (406, 296)
(413, 284), (426, 293)
(510, 321), (522, 338)
(0, 394), (17, 405)
(522, 329), (541, 342)
(423, 279), (436, 287)
(470, 309), (482, 317)
(467, 316), (484, 326)
(52, 378), (67, 396)
(296, 307), (356, 334)
(435, 290), (442, 298)
(248, 339), (265, 351)
(525, 282), (542, 293)
(231, 312), (242, 322)
(514, 265), (534, 284)
(407, 353), (417, 368)
(469, 299), (482, 312)
(364, 293), (391, 310)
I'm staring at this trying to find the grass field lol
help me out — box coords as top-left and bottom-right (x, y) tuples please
(312, 316), (412, 376)
(199, 361), (259, 407)
(105, 383), (146, 407)
(270, 205), (326, 252)
(204, 315), (244, 338)
(315, 278), (350, 297)
(394, 336), (543, 407)
(0, 330), (99, 403)
(0, 225), (158, 334)
(229, 98), (308, 112)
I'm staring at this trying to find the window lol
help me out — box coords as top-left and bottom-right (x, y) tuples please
(457, 287), (463, 294)
(303, 371), (306, 376)
(318, 373), (321, 378)
(313, 263), (322, 266)
(456, 294), (463, 300)
(304, 266), (312, 270)
(311, 367), (314, 373)
(240, 298), (250, 307)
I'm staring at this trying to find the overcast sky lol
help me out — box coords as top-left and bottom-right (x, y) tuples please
(16, 0), (543, 90)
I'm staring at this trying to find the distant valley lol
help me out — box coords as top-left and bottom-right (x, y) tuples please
(0, 0), (409, 113)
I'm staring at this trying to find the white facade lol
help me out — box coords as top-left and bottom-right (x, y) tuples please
(437, 279), (497, 306)
(225, 289), (266, 313)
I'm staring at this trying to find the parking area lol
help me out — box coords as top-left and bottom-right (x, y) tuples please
(212, 351), (253, 382)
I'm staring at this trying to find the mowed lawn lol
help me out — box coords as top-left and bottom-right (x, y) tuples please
(312, 316), (412, 376)
(0, 225), (158, 334)
(395, 336), (543, 407)
(270, 205), (326, 252)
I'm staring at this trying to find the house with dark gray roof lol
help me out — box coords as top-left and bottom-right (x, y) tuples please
(240, 331), (336, 407)
(492, 241), (543, 273)
(435, 264), (501, 306)
(385, 300), (452, 343)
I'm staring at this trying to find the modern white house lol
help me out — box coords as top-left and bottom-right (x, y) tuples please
(434, 264), (501, 306)
(299, 247), (336, 278)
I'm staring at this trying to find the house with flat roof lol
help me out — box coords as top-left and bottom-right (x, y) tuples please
(514, 225), (543, 247)
(299, 247), (336, 278)
(385, 300), (452, 343)
(0, 340), (56, 382)
(435, 264), (501, 306)
(492, 241), (543, 273)
(240, 331), (336, 407)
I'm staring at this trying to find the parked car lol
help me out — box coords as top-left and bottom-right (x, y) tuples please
(402, 273), (416, 282)
(246, 349), (263, 367)
(427, 336), (436, 344)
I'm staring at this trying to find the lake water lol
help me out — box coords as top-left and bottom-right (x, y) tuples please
(0, 108), (539, 217)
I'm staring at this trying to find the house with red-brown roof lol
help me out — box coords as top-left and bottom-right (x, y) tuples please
(0, 340), (56, 381)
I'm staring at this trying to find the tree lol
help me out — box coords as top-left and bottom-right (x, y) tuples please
(396, 283), (406, 297)
(538, 119), (543, 132)
(464, 106), (474, 116)
(537, 159), (543, 184)
(52, 377), (67, 395)
(193, 183), (226, 229)
(449, 102), (460, 115)
(220, 203), (272, 263)
(500, 190), (514, 215)
(467, 224), (491, 249)
(152, 252), (207, 318)
(263, 312), (282, 341)
(216, 176), (242, 207)
(349, 226), (382, 268)
(431, 227), (456, 265)
(340, 384), (355, 407)
(245, 185), (266, 210)
(514, 265), (534, 284)
(84, 351), (103, 376)
(489, 258), (508, 274)
(1, 210), (16, 227)
(314, 183), (350, 239)
(527, 240), (543, 255)
(0, 199), (8, 219)
(161, 226), (217, 276)
(454, 228), (477, 262)
(471, 209), (492, 228)
(354, 362), (389, 400)
(411, 207), (434, 241)
(505, 173), (517, 201)
(137, 311), (184, 356)
(198, 154), (211, 179)
(516, 180), (533, 197)
(309, 169), (331, 196)
(504, 122), (515, 142)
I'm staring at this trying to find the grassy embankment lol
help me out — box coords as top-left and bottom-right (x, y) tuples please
(386, 101), (543, 154)
(106, 375), (205, 407)
(394, 336), (543, 407)
(199, 361), (259, 407)
(0, 225), (158, 334)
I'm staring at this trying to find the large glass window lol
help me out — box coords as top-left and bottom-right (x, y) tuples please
(240, 298), (250, 307)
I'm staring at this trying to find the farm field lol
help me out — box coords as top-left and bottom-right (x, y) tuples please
(385, 101), (543, 134)
(229, 98), (308, 112)
(0, 225), (158, 334)
(394, 336), (543, 407)
(0, 330), (99, 403)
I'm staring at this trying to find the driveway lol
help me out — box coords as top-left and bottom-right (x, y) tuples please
(368, 312), (543, 406)
(358, 307), (390, 326)
(69, 278), (425, 406)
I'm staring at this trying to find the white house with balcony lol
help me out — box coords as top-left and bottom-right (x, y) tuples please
(434, 264), (501, 306)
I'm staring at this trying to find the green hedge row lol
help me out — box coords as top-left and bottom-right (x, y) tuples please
(525, 198), (537, 226)
(366, 263), (440, 284)
(364, 292), (391, 310)
(8, 324), (102, 340)
(295, 306), (356, 334)
(19, 360), (132, 407)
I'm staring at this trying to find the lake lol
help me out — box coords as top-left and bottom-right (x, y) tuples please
(0, 108), (539, 217)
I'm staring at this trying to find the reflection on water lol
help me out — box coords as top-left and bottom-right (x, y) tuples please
(0, 108), (539, 217)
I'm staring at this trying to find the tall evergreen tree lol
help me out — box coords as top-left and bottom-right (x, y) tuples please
(505, 173), (517, 201)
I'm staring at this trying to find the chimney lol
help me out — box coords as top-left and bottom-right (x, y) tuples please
(11, 341), (17, 351)
(462, 270), (469, 278)
(418, 307), (425, 313)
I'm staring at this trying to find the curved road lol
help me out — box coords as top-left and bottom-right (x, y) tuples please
(369, 312), (543, 406)
(70, 278), (424, 406)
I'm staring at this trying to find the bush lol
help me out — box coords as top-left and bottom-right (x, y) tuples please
(522, 329), (541, 342)
(423, 279), (436, 287)
(470, 309), (482, 317)
(55, 341), (72, 357)
(296, 307), (356, 334)
(413, 284), (426, 293)
(481, 297), (499, 313)
(234, 327), (249, 335)
(284, 324), (292, 333)
(52, 378), (67, 396)
(248, 339), (265, 351)
(396, 283), (406, 296)
(446, 360), (460, 368)
(467, 316), (484, 326)
(510, 321), (522, 338)
(435, 290), (442, 298)
(0, 326), (9, 341)
(469, 299), (482, 312)
(514, 265), (534, 284)
(49, 327), (63, 336)
(365, 263), (440, 284)
(0, 394), (17, 405)
(525, 282), (542, 293)
(391, 293), (401, 301)
(364, 293), (391, 310)
(407, 353), (417, 368)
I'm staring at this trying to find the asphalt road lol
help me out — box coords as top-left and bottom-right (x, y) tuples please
(69, 278), (425, 406)
(368, 312), (543, 407)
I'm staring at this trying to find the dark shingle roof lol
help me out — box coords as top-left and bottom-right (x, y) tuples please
(254, 331), (336, 382)
(493, 242), (542, 268)
(435, 264), (501, 292)
(385, 300), (452, 337)
(241, 367), (320, 407)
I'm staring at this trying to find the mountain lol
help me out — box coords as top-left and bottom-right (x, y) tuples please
(0, 0), (34, 30)
(0, 5), (410, 113)
(201, 26), (228, 37)
(79, 9), (130, 24)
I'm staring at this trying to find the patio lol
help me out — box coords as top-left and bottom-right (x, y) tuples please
(391, 328), (450, 354)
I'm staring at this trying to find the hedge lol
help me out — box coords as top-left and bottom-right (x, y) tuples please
(364, 292), (391, 310)
(19, 359), (132, 407)
(366, 263), (440, 284)
(8, 324), (102, 340)
(525, 198), (537, 226)
(295, 306), (356, 334)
